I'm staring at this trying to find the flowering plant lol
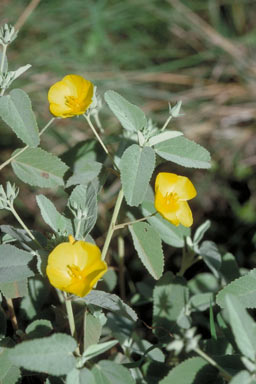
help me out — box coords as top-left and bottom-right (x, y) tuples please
(0, 23), (251, 384)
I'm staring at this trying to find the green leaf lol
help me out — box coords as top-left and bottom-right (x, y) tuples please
(8, 333), (77, 376)
(92, 360), (135, 384)
(189, 293), (214, 312)
(12, 147), (68, 188)
(36, 195), (73, 235)
(66, 368), (96, 384)
(66, 160), (102, 188)
(148, 130), (183, 146)
(25, 319), (53, 339)
(69, 183), (98, 237)
(142, 200), (190, 248)
(188, 273), (219, 294)
(104, 90), (147, 132)
(220, 252), (240, 284)
(199, 241), (221, 277)
(129, 222), (164, 280)
(131, 339), (165, 363)
(153, 272), (189, 334)
(83, 340), (118, 361)
(120, 144), (155, 207)
(0, 338), (21, 384)
(230, 371), (255, 384)
(19, 276), (51, 320)
(155, 136), (211, 169)
(216, 268), (256, 309)
(97, 268), (117, 292)
(77, 290), (137, 321)
(159, 357), (214, 384)
(193, 220), (211, 245)
(0, 280), (28, 299)
(0, 245), (35, 284)
(225, 294), (256, 361)
(84, 312), (102, 350)
(0, 89), (39, 147)
(0, 225), (47, 251)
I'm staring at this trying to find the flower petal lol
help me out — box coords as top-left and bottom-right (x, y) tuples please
(46, 265), (71, 289)
(47, 242), (76, 271)
(172, 175), (197, 200)
(176, 201), (193, 227)
(154, 192), (179, 226)
(48, 81), (72, 105)
(72, 241), (100, 269)
(49, 102), (72, 118)
(62, 74), (92, 99)
(155, 173), (178, 196)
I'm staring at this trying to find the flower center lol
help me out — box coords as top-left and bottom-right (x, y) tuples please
(65, 96), (82, 112)
(67, 264), (84, 281)
(164, 192), (179, 210)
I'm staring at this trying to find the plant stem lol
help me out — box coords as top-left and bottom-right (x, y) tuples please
(194, 347), (232, 382)
(83, 114), (117, 170)
(0, 44), (7, 75)
(75, 217), (82, 240)
(101, 188), (124, 261)
(8, 202), (42, 249)
(114, 212), (157, 230)
(64, 294), (76, 337)
(118, 236), (125, 300)
(0, 117), (55, 172)
(64, 293), (80, 355)
(161, 115), (172, 131)
(7, 298), (18, 331)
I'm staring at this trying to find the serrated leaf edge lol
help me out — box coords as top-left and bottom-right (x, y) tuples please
(120, 145), (155, 207)
(129, 222), (164, 280)
(216, 268), (256, 309)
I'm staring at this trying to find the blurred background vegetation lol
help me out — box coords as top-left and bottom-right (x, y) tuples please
(1, 0), (256, 273)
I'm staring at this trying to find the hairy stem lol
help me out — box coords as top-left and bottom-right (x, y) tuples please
(7, 298), (18, 331)
(114, 212), (157, 230)
(161, 114), (172, 131)
(195, 347), (232, 382)
(0, 44), (7, 75)
(64, 294), (76, 338)
(0, 117), (55, 172)
(8, 202), (42, 249)
(83, 114), (117, 170)
(101, 188), (124, 261)
(118, 236), (125, 300)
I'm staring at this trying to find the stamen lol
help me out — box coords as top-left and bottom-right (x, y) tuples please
(67, 264), (83, 280)
(164, 192), (179, 211)
(65, 96), (82, 111)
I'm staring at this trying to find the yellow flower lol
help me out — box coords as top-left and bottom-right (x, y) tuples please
(154, 172), (197, 227)
(46, 235), (107, 297)
(48, 74), (93, 118)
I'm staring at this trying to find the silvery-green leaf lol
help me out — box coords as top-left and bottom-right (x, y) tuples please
(120, 144), (155, 207)
(12, 147), (68, 188)
(225, 294), (256, 362)
(105, 90), (147, 132)
(92, 360), (135, 384)
(36, 195), (73, 235)
(83, 340), (118, 361)
(0, 89), (39, 147)
(216, 268), (256, 309)
(148, 130), (183, 147)
(8, 333), (77, 376)
(129, 222), (164, 280)
(155, 136), (211, 169)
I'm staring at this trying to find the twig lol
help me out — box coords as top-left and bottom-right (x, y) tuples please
(15, 0), (41, 30)
(7, 298), (18, 331)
